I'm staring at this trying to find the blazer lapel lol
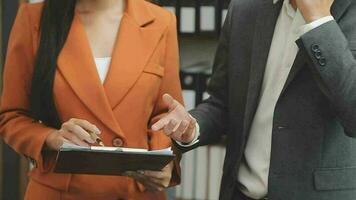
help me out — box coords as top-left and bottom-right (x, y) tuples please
(280, 50), (306, 95)
(243, 0), (283, 134)
(57, 13), (123, 137)
(103, 0), (163, 109)
(281, 0), (351, 95)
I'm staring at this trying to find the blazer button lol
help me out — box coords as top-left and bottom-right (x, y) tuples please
(112, 138), (124, 147)
(311, 44), (320, 52)
(314, 50), (322, 59)
(274, 125), (288, 131)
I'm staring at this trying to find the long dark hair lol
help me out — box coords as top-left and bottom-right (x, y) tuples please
(30, 0), (76, 129)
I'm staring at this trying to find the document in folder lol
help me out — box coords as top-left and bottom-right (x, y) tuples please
(54, 143), (175, 176)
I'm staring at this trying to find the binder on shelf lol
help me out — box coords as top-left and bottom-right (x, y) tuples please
(180, 7), (196, 33)
(163, 6), (176, 14)
(200, 6), (215, 31)
(222, 9), (228, 25)
(208, 146), (226, 200)
(200, 0), (220, 34)
(54, 143), (175, 176)
(181, 150), (196, 199)
(156, 0), (177, 14)
(178, 0), (197, 34)
(195, 146), (209, 199)
(183, 90), (196, 110)
(155, 0), (231, 35)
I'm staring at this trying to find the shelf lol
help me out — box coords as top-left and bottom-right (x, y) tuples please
(179, 35), (218, 74)
(154, 0), (231, 35)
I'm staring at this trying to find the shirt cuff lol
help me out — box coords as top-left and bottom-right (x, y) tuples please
(299, 16), (334, 36)
(175, 123), (200, 147)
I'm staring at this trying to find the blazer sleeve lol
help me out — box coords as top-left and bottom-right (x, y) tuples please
(147, 12), (183, 187)
(297, 18), (356, 137)
(0, 4), (56, 173)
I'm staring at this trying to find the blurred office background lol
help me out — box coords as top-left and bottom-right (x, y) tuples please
(0, 0), (230, 199)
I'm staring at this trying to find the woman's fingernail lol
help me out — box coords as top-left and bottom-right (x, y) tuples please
(85, 137), (94, 144)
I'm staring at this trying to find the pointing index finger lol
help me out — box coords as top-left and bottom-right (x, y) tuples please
(162, 94), (179, 111)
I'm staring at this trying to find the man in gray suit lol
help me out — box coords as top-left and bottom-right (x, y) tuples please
(152, 0), (356, 199)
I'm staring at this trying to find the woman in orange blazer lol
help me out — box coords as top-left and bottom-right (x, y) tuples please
(0, 0), (184, 199)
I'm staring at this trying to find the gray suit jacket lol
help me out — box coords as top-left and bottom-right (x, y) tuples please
(181, 0), (356, 199)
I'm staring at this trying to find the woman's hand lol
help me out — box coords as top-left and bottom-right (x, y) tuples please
(125, 162), (174, 192)
(45, 118), (101, 151)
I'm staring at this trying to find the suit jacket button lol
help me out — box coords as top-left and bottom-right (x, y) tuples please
(311, 44), (320, 52)
(319, 57), (326, 66)
(314, 50), (322, 59)
(112, 138), (124, 147)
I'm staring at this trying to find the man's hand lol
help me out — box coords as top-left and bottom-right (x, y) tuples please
(294, 0), (334, 23)
(151, 94), (197, 144)
(124, 162), (174, 192)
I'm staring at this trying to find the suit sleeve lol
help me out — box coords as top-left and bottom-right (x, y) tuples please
(147, 12), (183, 187)
(187, 4), (234, 147)
(298, 19), (356, 137)
(0, 4), (56, 173)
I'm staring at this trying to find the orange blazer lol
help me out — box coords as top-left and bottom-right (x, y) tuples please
(0, 1), (182, 200)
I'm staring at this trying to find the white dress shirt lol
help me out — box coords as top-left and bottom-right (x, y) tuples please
(182, 0), (334, 199)
(94, 57), (111, 83)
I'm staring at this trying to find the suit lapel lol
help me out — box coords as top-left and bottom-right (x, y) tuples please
(103, 0), (163, 109)
(57, 13), (123, 137)
(280, 50), (306, 95)
(243, 0), (283, 133)
(281, 0), (351, 95)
